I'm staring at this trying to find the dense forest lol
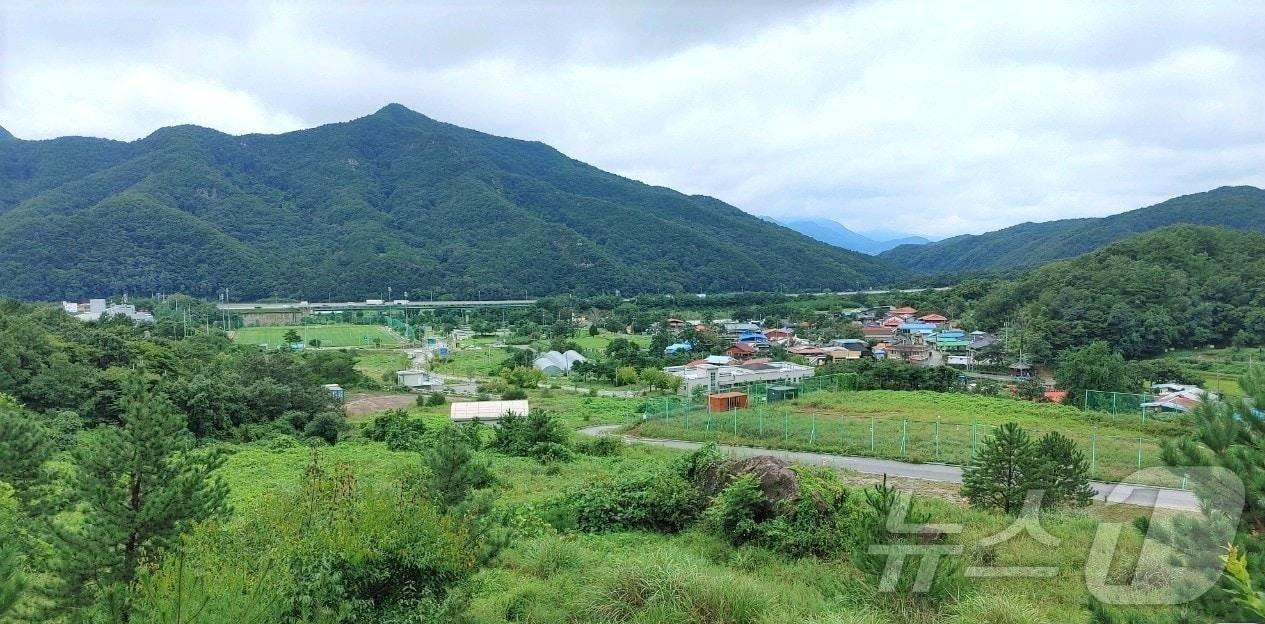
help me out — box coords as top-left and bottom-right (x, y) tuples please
(953, 225), (1265, 360)
(880, 185), (1265, 273)
(0, 105), (898, 301)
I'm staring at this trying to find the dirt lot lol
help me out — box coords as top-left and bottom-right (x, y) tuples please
(344, 393), (418, 419)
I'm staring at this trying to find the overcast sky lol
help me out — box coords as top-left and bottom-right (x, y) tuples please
(3, 1), (1264, 238)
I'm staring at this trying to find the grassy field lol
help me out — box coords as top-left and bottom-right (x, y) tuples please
(218, 415), (1177, 624)
(431, 340), (513, 378)
(570, 329), (651, 352)
(232, 324), (403, 348)
(634, 390), (1184, 484)
(353, 349), (409, 383)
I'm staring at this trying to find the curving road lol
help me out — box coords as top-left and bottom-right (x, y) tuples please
(579, 424), (1201, 512)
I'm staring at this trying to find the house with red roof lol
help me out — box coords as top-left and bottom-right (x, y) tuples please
(918, 313), (948, 324)
(892, 306), (918, 317)
(725, 342), (759, 360)
(764, 328), (795, 341)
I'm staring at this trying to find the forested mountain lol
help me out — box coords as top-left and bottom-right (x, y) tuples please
(965, 225), (1265, 359)
(880, 186), (1265, 273)
(764, 217), (929, 254)
(0, 105), (898, 301)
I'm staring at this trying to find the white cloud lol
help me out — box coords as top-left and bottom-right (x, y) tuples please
(1, 0), (1263, 237)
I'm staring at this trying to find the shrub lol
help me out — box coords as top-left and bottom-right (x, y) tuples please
(529, 442), (574, 464)
(577, 435), (623, 457)
(363, 409), (427, 451)
(491, 410), (569, 458)
(706, 474), (768, 546)
(564, 469), (703, 533)
(303, 411), (348, 445)
(503, 388), (528, 400)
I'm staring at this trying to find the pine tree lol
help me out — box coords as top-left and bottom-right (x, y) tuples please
(1036, 431), (1096, 508)
(425, 425), (491, 507)
(48, 373), (228, 622)
(0, 396), (53, 508)
(0, 483), (26, 619)
(961, 422), (1041, 514)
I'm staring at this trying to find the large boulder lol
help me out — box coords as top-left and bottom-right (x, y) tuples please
(727, 456), (800, 503)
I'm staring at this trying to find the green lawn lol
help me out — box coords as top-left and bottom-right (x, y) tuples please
(571, 329), (650, 352)
(232, 324), (403, 348)
(634, 390), (1184, 484)
(431, 343), (512, 378)
(354, 349), (410, 384)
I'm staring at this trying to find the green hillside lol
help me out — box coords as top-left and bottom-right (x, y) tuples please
(0, 105), (898, 300)
(881, 185), (1265, 273)
(967, 224), (1265, 359)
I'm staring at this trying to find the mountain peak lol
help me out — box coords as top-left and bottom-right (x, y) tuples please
(0, 125), (15, 141)
(370, 103), (432, 123)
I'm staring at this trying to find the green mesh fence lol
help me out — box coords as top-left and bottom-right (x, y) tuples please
(1083, 390), (1156, 418)
(638, 377), (1175, 486)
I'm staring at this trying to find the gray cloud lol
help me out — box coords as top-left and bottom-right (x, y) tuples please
(2, 0), (1262, 237)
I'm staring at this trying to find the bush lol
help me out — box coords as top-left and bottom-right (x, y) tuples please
(503, 388), (528, 400)
(426, 393), (447, 407)
(491, 410), (569, 458)
(529, 441), (574, 464)
(563, 468), (703, 533)
(303, 412), (349, 445)
(577, 435), (622, 457)
(363, 409), (427, 451)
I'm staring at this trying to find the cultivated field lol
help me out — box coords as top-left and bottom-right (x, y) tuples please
(231, 324), (403, 348)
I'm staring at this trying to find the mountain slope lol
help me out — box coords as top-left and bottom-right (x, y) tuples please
(0, 104), (900, 300)
(768, 217), (929, 254)
(968, 224), (1265, 359)
(880, 186), (1265, 273)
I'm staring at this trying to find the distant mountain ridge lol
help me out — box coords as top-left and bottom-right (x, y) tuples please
(880, 186), (1265, 273)
(0, 104), (899, 300)
(765, 217), (930, 255)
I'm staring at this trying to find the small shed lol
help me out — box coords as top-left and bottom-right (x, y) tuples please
(708, 392), (749, 412)
(1009, 362), (1033, 378)
(766, 385), (798, 402)
(322, 384), (345, 402)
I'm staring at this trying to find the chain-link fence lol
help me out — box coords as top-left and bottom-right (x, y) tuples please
(638, 392), (1177, 486)
(1083, 390), (1158, 419)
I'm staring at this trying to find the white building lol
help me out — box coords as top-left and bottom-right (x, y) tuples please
(450, 400), (529, 422)
(664, 360), (815, 395)
(396, 369), (442, 390)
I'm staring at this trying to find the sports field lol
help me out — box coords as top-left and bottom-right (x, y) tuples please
(231, 324), (403, 348)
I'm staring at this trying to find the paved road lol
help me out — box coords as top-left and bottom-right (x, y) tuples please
(579, 425), (1201, 512)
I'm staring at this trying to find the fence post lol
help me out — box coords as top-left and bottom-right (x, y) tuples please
(935, 417), (940, 461)
(1137, 436), (1143, 470)
(759, 404), (764, 437)
(870, 416), (876, 453)
(810, 413), (817, 445)
(1090, 428), (1097, 477)
(970, 422), (976, 454)
(733, 409), (738, 436)
(784, 409), (789, 443)
(901, 419), (907, 456)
